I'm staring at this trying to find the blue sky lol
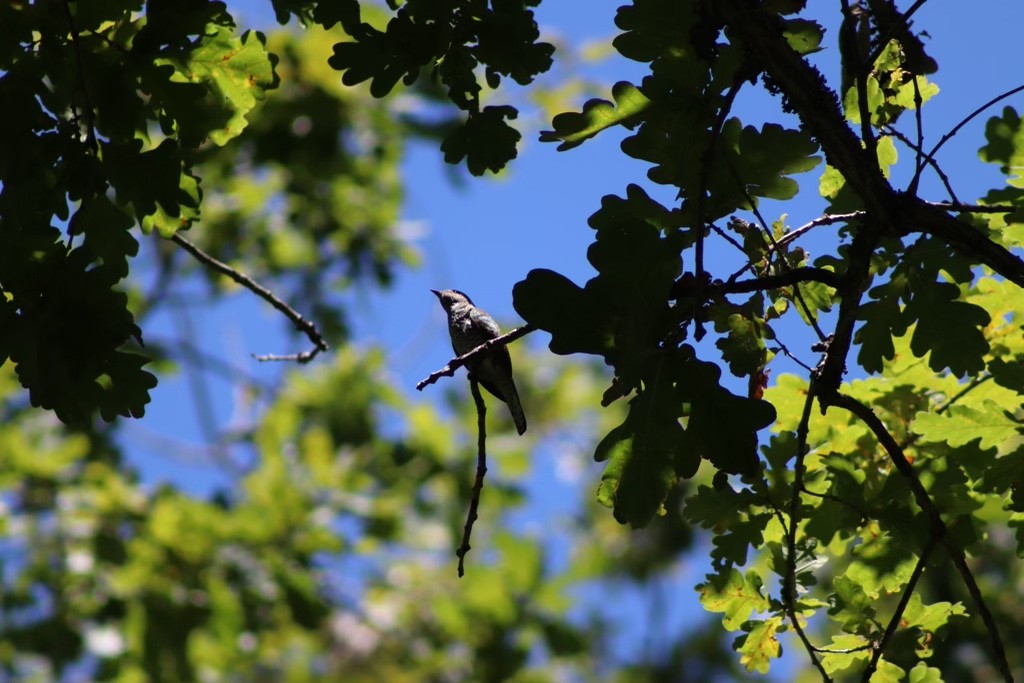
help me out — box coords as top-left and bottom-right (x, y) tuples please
(121, 0), (1024, 674)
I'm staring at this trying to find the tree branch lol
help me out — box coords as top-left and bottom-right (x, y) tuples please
(457, 380), (488, 578)
(783, 384), (833, 683)
(716, 267), (844, 295)
(770, 211), (867, 255)
(830, 393), (1013, 683)
(719, 1), (1024, 289)
(882, 125), (958, 203)
(170, 233), (328, 364)
(860, 533), (939, 682)
(416, 323), (535, 391)
(922, 83), (1024, 171)
(813, 225), (879, 399)
(692, 79), (744, 341)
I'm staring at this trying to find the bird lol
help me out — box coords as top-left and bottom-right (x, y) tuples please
(431, 289), (527, 435)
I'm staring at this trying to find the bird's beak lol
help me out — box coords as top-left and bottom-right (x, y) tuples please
(430, 289), (442, 299)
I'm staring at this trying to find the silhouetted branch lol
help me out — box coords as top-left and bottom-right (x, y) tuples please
(416, 323), (535, 391)
(922, 83), (1024, 170)
(171, 233), (328, 364)
(771, 211), (867, 255)
(718, 267), (844, 294)
(457, 380), (488, 578)
(882, 125), (958, 202)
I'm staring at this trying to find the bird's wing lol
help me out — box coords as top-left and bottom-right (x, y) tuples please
(469, 308), (502, 338)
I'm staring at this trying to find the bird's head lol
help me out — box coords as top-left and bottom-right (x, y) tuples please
(431, 288), (475, 313)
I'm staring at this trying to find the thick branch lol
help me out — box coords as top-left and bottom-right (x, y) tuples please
(719, 0), (901, 224)
(718, 1), (1024, 289)
(171, 233), (328, 363)
(417, 323), (535, 391)
(814, 226), (879, 399)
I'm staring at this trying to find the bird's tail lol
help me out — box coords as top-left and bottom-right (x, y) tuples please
(506, 385), (527, 435)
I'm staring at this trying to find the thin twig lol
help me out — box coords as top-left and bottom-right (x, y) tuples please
(735, 176), (829, 342)
(922, 83), (1024, 171)
(771, 211), (867, 255)
(782, 384), (832, 682)
(924, 201), (1021, 214)
(692, 80), (744, 341)
(883, 125), (958, 203)
(841, 0), (876, 156)
(716, 267), (844, 295)
(457, 380), (488, 577)
(911, 75), (925, 196)
(170, 233), (328, 363)
(830, 392), (1013, 683)
(860, 533), (939, 682)
(417, 323), (535, 391)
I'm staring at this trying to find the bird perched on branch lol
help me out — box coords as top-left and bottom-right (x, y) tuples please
(431, 289), (526, 435)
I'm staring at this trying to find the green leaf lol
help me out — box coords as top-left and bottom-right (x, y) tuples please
(697, 568), (769, 630)
(871, 658), (906, 683)
(540, 81), (651, 151)
(819, 634), (871, 676)
(713, 306), (768, 378)
(441, 105), (521, 175)
(513, 269), (613, 357)
(980, 106), (1024, 187)
(901, 593), (966, 633)
(736, 616), (784, 673)
(68, 196), (138, 279)
(732, 122), (822, 201)
(782, 18), (824, 54)
(7, 257), (155, 425)
(911, 400), (1021, 449)
(908, 663), (945, 683)
(680, 357), (777, 476)
(149, 27), (278, 147)
(905, 282), (990, 377)
(103, 138), (202, 235)
(594, 383), (696, 527)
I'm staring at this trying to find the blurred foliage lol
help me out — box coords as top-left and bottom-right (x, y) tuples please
(3, 1), (1024, 682)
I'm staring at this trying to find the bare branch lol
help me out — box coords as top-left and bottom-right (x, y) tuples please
(457, 380), (488, 578)
(692, 79), (744, 341)
(170, 233), (328, 364)
(924, 201), (1022, 214)
(771, 211), (867, 255)
(923, 83), (1024, 169)
(883, 125), (958, 203)
(417, 323), (535, 391)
